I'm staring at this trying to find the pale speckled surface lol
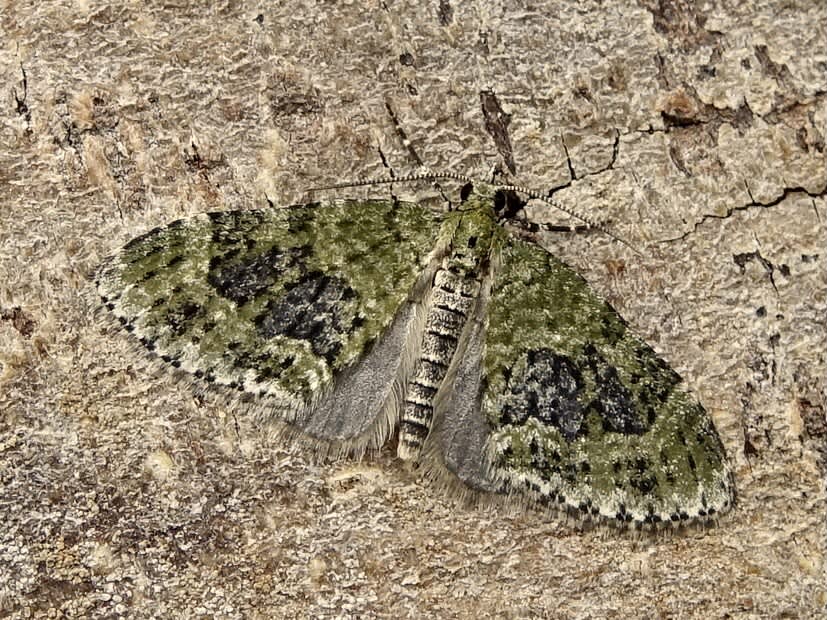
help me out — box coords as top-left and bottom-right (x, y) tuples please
(1, 1), (825, 618)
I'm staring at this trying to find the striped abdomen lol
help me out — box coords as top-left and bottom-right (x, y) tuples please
(397, 268), (480, 459)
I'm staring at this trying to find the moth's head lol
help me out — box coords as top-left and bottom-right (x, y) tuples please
(492, 188), (525, 221)
(458, 181), (525, 221)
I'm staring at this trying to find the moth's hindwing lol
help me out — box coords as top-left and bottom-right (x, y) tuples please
(479, 236), (734, 526)
(96, 200), (444, 448)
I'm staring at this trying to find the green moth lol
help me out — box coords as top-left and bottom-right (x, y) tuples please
(95, 175), (734, 528)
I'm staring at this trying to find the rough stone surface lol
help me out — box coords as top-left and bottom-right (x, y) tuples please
(1, 1), (824, 618)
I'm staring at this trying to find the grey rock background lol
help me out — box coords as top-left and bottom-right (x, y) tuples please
(1, 1), (825, 617)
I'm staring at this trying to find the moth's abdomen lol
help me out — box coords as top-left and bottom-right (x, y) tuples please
(398, 268), (479, 459)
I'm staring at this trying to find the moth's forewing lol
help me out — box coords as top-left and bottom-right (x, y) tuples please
(96, 200), (443, 450)
(480, 236), (734, 525)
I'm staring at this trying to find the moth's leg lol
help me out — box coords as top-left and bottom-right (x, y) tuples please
(503, 204), (639, 254)
(384, 100), (427, 171)
(510, 217), (610, 236)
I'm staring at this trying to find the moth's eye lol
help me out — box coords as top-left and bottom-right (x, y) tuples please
(460, 183), (474, 202)
(467, 236), (478, 249)
(493, 190), (508, 215)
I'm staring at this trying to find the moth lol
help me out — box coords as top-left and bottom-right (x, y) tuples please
(95, 173), (734, 528)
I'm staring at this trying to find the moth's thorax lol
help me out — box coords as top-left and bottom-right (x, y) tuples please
(441, 200), (502, 272)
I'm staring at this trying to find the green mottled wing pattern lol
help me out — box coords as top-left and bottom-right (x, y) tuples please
(480, 236), (734, 525)
(97, 181), (733, 528)
(96, 201), (443, 429)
